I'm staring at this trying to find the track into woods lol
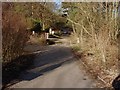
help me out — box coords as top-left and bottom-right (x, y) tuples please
(9, 38), (95, 88)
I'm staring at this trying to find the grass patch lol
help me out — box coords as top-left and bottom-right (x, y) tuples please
(72, 45), (81, 52)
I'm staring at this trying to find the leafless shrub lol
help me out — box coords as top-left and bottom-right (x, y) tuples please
(2, 8), (30, 64)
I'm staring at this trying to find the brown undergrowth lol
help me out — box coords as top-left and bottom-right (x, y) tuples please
(72, 43), (118, 88)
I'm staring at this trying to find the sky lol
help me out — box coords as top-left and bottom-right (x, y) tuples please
(54, 0), (62, 9)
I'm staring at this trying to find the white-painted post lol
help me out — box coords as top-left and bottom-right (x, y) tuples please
(77, 38), (80, 43)
(46, 33), (49, 39)
(32, 31), (35, 35)
(52, 31), (54, 35)
(49, 28), (52, 34)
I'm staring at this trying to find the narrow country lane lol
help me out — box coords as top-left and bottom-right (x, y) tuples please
(3, 2), (119, 89)
(9, 38), (95, 88)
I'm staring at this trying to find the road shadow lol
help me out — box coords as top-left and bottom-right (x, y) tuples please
(2, 53), (35, 89)
(18, 46), (74, 80)
(112, 74), (120, 90)
(18, 61), (65, 81)
(4, 45), (75, 88)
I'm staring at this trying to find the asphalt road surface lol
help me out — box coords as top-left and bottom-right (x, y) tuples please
(9, 39), (95, 88)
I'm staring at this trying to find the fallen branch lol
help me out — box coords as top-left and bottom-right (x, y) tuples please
(97, 76), (107, 84)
